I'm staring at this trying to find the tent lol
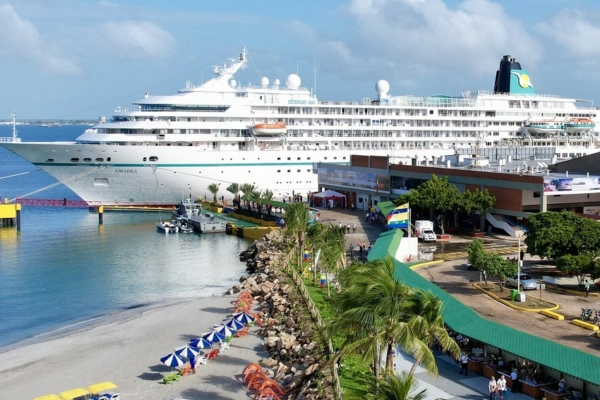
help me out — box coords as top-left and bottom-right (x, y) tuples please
(313, 189), (346, 208)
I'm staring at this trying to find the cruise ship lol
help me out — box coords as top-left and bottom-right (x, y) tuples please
(1, 48), (599, 204)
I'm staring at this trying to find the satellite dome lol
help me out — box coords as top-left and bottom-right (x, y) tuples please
(274, 78), (280, 86)
(261, 77), (269, 87)
(286, 74), (301, 90)
(230, 79), (237, 88)
(376, 80), (390, 96)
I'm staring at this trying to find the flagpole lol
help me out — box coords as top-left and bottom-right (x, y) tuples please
(408, 203), (411, 238)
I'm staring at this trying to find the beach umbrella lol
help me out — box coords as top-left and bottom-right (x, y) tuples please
(202, 331), (226, 343)
(213, 324), (235, 337)
(223, 318), (245, 331)
(233, 311), (256, 324)
(174, 344), (201, 359)
(189, 337), (213, 349)
(160, 352), (185, 369)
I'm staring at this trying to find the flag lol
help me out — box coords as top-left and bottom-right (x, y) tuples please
(387, 203), (409, 229)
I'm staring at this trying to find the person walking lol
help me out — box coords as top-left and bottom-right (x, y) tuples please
(459, 352), (469, 376)
(497, 375), (507, 400)
(488, 376), (497, 400)
(346, 223), (350, 233)
(352, 223), (356, 233)
(585, 279), (590, 297)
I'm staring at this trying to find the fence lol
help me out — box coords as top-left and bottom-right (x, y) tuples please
(278, 245), (343, 400)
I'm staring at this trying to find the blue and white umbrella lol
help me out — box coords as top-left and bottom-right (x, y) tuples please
(213, 325), (235, 337)
(233, 311), (256, 324)
(222, 318), (245, 331)
(160, 353), (185, 369)
(189, 337), (213, 349)
(174, 345), (201, 359)
(202, 331), (226, 343)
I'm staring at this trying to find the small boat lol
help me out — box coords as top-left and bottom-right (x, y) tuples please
(173, 200), (202, 217)
(188, 212), (227, 233)
(524, 119), (564, 135)
(175, 216), (194, 233)
(156, 220), (179, 234)
(564, 117), (596, 133)
(252, 122), (286, 137)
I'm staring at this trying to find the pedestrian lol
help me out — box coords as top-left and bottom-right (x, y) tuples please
(459, 351), (469, 376)
(488, 376), (497, 400)
(346, 223), (350, 233)
(352, 223), (356, 233)
(365, 212), (369, 222)
(585, 279), (590, 297)
(349, 243), (353, 256)
(338, 222), (342, 229)
(510, 368), (519, 393)
(497, 375), (507, 400)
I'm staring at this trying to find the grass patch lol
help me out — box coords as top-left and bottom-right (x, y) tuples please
(479, 284), (556, 309)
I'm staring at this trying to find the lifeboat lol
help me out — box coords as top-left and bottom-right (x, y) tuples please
(564, 117), (595, 133)
(252, 122), (286, 137)
(524, 119), (564, 135)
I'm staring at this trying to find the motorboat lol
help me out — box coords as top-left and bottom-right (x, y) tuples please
(175, 216), (194, 233)
(156, 220), (179, 234)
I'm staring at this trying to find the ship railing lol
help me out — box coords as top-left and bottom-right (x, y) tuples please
(0, 137), (21, 143)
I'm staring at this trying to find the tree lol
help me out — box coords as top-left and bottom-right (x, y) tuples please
(207, 183), (220, 204)
(319, 224), (346, 296)
(284, 202), (310, 267)
(462, 188), (496, 232)
(556, 254), (594, 285)
(467, 238), (517, 288)
(249, 189), (262, 218)
(367, 372), (427, 400)
(226, 183), (241, 212)
(240, 183), (256, 213)
(262, 188), (275, 219)
(525, 211), (600, 260)
(306, 221), (327, 284)
(330, 256), (444, 379)
(408, 175), (462, 235)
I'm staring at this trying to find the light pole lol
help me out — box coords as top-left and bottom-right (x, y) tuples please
(517, 237), (522, 299)
(188, 184), (192, 202)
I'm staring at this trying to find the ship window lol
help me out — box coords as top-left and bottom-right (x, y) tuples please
(149, 156), (158, 162)
(83, 158), (92, 162)
(287, 170), (291, 172)
(287, 157), (291, 160)
(95, 158), (104, 162)
(277, 157), (281, 160)
(324, 157), (327, 160)
(46, 158), (54, 162)
(297, 157), (301, 160)
(307, 157), (311, 160)
(70, 158), (80, 162)
(143, 157), (147, 161)
(297, 169), (301, 172)
(334, 157), (337, 160)
(94, 178), (110, 187)
(277, 170), (281, 173)
(107, 157), (111, 161)
(307, 169), (311, 172)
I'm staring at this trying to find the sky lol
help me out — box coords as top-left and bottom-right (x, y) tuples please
(2, 0), (600, 120)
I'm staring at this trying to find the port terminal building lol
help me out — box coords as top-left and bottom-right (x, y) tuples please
(314, 154), (600, 236)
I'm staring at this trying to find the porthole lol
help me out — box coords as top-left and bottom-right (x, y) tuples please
(149, 156), (158, 162)
(143, 157), (147, 162)
(70, 158), (80, 162)
(46, 158), (54, 162)
(83, 158), (92, 162)
(95, 158), (104, 162)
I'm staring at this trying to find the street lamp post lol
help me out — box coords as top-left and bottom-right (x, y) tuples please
(517, 237), (522, 299)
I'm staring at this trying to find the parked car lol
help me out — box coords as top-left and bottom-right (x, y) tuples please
(505, 274), (538, 290)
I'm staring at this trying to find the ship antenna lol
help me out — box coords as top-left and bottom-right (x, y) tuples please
(313, 54), (319, 99)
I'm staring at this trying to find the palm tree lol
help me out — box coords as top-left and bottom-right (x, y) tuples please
(262, 188), (275, 219)
(240, 183), (255, 214)
(319, 225), (346, 296)
(306, 222), (326, 283)
(330, 256), (441, 378)
(207, 183), (220, 204)
(284, 202), (310, 267)
(250, 189), (263, 218)
(367, 372), (427, 400)
(226, 183), (241, 211)
(406, 291), (460, 375)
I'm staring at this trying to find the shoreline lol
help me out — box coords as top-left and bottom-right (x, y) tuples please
(0, 292), (227, 355)
(0, 292), (268, 399)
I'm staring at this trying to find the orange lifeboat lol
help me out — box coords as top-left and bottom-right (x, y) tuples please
(252, 122), (286, 136)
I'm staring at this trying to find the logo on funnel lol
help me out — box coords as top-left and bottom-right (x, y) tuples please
(511, 71), (533, 88)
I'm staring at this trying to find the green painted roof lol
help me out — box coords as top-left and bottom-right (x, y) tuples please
(368, 229), (600, 386)
(376, 201), (397, 217)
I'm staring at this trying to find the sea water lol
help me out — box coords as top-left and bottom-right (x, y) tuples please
(0, 125), (251, 349)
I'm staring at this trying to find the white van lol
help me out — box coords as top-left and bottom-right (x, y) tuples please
(414, 220), (437, 242)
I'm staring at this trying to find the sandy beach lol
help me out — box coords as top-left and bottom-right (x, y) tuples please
(0, 294), (268, 399)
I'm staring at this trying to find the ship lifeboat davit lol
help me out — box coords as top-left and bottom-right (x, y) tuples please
(252, 122), (287, 137)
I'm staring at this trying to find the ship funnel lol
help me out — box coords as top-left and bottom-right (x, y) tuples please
(493, 55), (535, 95)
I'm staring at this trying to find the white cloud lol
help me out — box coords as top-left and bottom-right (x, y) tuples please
(97, 21), (175, 59)
(0, 4), (81, 75)
(344, 0), (542, 73)
(537, 9), (600, 61)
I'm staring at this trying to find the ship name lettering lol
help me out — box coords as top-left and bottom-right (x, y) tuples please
(115, 168), (138, 173)
(288, 100), (307, 104)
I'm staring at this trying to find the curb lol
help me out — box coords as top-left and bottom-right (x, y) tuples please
(473, 283), (560, 312)
(571, 319), (599, 331)
(409, 260), (444, 270)
(544, 284), (600, 298)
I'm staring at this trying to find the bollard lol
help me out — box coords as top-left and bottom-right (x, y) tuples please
(16, 203), (21, 231)
(98, 206), (104, 225)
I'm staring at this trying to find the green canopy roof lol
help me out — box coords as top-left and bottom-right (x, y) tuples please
(368, 229), (600, 386)
(376, 201), (397, 217)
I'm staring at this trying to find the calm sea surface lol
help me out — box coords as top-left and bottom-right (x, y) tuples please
(0, 125), (251, 349)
